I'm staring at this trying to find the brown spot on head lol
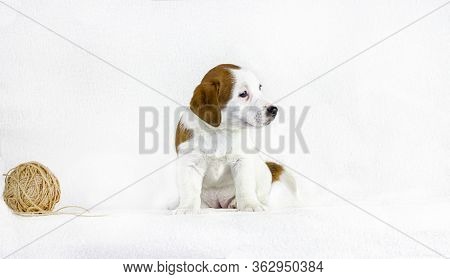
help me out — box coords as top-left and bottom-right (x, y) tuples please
(175, 120), (193, 153)
(190, 64), (240, 127)
(266, 161), (284, 182)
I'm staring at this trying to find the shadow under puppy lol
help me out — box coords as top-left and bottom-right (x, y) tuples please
(175, 64), (298, 213)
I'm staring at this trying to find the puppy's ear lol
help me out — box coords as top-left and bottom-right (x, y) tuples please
(190, 82), (221, 127)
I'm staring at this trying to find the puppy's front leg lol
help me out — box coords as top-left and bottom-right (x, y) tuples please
(175, 154), (206, 214)
(230, 157), (265, 212)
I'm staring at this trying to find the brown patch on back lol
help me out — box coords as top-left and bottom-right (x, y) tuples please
(266, 162), (284, 182)
(175, 120), (193, 153)
(189, 64), (240, 127)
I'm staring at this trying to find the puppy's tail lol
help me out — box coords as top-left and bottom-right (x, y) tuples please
(266, 162), (300, 203)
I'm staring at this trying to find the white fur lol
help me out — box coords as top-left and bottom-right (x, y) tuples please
(175, 67), (296, 213)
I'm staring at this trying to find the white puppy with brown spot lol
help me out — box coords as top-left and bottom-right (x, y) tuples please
(175, 64), (298, 213)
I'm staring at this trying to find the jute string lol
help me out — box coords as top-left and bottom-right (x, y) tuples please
(3, 161), (104, 217)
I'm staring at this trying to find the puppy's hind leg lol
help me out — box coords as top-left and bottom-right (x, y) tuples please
(227, 197), (237, 209)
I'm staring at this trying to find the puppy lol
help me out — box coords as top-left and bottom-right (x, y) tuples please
(175, 64), (298, 213)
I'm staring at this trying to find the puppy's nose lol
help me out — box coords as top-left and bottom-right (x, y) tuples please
(267, 105), (278, 117)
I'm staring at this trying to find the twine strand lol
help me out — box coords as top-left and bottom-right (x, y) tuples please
(3, 161), (105, 217)
(12, 205), (107, 217)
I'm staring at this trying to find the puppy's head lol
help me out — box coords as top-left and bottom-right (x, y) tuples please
(190, 64), (277, 128)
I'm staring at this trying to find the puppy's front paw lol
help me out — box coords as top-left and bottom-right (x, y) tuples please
(238, 200), (266, 212)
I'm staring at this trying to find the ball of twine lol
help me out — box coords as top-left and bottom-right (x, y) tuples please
(3, 161), (60, 214)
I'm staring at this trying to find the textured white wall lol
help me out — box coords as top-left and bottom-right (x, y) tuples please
(1, 0), (449, 211)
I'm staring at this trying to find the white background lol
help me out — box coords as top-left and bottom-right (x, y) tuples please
(1, 0), (449, 258)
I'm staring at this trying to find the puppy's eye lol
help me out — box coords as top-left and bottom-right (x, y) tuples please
(259, 84), (262, 90)
(239, 91), (248, 98)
